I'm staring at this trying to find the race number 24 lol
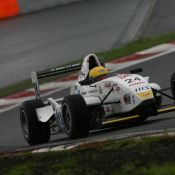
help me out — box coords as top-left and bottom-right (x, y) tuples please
(125, 77), (141, 84)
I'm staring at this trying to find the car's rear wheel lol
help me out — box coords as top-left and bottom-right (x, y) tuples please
(20, 99), (50, 145)
(62, 94), (89, 138)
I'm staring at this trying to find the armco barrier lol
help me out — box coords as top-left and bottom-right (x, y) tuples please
(0, 0), (19, 19)
(0, 0), (84, 20)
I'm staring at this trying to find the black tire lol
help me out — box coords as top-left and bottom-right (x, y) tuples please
(62, 94), (89, 138)
(20, 99), (50, 145)
(171, 73), (175, 99)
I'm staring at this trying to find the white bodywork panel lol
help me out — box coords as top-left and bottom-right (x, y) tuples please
(149, 83), (161, 91)
(84, 96), (101, 106)
(36, 106), (54, 122)
(149, 83), (161, 97)
(144, 76), (149, 83)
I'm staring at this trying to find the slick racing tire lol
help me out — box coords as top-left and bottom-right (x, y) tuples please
(171, 73), (175, 99)
(62, 94), (89, 138)
(20, 99), (50, 145)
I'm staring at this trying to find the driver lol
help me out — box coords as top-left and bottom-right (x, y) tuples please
(89, 66), (109, 82)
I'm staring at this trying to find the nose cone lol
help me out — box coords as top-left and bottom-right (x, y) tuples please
(114, 74), (153, 101)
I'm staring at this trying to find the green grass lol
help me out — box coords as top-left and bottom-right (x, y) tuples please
(97, 32), (175, 61)
(114, 163), (175, 175)
(1, 136), (175, 175)
(0, 80), (32, 98)
(1, 31), (175, 98)
(6, 163), (34, 175)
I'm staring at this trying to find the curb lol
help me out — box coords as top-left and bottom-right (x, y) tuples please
(2, 128), (175, 156)
(1, 41), (175, 113)
(32, 129), (175, 154)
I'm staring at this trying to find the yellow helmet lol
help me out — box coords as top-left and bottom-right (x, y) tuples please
(89, 66), (109, 80)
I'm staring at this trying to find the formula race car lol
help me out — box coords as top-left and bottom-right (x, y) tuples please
(20, 54), (175, 145)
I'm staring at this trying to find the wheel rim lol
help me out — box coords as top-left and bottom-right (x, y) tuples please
(20, 111), (29, 140)
(63, 104), (72, 134)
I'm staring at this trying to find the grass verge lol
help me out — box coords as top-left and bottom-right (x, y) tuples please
(1, 31), (175, 98)
(1, 135), (175, 175)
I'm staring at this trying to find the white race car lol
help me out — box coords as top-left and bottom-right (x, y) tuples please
(20, 54), (175, 145)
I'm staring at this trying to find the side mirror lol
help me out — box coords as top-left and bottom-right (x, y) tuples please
(130, 68), (143, 74)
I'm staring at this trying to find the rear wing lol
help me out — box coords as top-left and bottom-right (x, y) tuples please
(31, 63), (81, 99)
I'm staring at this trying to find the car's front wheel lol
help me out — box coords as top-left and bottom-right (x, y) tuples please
(62, 94), (89, 138)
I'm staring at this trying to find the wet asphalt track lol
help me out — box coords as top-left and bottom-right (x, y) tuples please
(141, 0), (175, 38)
(1, 0), (175, 152)
(0, 0), (151, 88)
(0, 51), (175, 152)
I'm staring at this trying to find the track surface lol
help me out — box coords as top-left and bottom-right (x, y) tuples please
(0, 0), (150, 88)
(0, 52), (175, 152)
(141, 0), (175, 37)
(1, 0), (175, 152)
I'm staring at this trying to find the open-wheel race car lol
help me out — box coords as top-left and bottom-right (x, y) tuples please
(20, 54), (175, 145)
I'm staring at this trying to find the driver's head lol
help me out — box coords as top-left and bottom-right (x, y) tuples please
(89, 66), (109, 80)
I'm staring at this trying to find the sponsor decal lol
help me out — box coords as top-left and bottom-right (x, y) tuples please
(99, 86), (102, 94)
(105, 106), (113, 112)
(81, 91), (87, 95)
(88, 89), (98, 94)
(132, 96), (135, 104)
(80, 71), (86, 78)
(51, 63), (80, 72)
(137, 90), (153, 100)
(135, 86), (150, 93)
(104, 82), (112, 89)
(129, 81), (145, 86)
(123, 94), (131, 104)
(117, 74), (129, 79)
(113, 84), (120, 92)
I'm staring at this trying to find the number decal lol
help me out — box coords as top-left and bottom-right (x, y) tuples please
(125, 79), (132, 84)
(125, 77), (141, 84)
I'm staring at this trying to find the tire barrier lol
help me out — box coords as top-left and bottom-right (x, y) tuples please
(0, 0), (19, 19)
(0, 0), (83, 20)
